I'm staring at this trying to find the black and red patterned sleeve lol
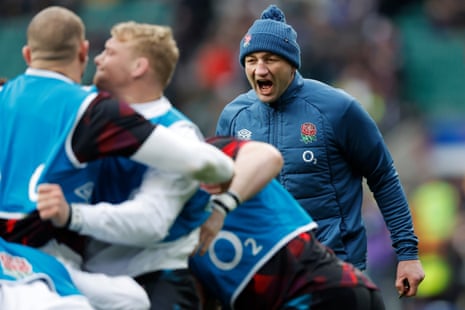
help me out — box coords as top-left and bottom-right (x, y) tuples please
(72, 92), (156, 163)
(205, 136), (248, 159)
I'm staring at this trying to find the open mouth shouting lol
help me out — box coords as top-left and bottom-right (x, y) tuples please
(256, 79), (274, 98)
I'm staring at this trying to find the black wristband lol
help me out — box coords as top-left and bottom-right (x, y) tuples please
(212, 198), (231, 214)
(225, 191), (241, 205)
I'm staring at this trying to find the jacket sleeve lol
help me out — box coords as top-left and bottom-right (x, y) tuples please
(215, 94), (251, 137)
(216, 104), (235, 136)
(337, 99), (419, 261)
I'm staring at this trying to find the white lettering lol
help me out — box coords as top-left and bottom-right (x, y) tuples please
(208, 232), (264, 271)
(302, 150), (317, 164)
(28, 164), (44, 202)
(244, 238), (263, 255)
(208, 231), (242, 270)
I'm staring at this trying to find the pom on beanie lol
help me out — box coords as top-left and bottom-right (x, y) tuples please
(239, 5), (301, 69)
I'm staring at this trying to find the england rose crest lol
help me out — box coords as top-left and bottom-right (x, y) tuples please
(243, 34), (251, 47)
(300, 122), (317, 143)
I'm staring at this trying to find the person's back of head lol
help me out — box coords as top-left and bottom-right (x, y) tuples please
(110, 21), (179, 89)
(26, 6), (85, 66)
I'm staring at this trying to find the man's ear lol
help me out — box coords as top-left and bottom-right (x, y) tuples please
(22, 46), (31, 65)
(78, 40), (89, 64)
(132, 57), (149, 78)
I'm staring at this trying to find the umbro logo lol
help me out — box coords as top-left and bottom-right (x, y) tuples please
(237, 129), (252, 140)
(74, 182), (94, 202)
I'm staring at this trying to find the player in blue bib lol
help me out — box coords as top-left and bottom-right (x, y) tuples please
(189, 137), (385, 310)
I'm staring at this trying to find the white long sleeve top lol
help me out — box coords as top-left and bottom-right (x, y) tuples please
(70, 97), (204, 277)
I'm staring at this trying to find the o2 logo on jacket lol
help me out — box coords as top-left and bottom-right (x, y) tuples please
(302, 150), (317, 164)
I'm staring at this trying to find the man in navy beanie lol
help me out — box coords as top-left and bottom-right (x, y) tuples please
(217, 3), (424, 300)
(239, 5), (300, 69)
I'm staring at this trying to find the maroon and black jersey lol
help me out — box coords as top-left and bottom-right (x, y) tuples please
(73, 92), (154, 162)
(236, 231), (383, 309)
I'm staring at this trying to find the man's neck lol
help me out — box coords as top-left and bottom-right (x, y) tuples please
(116, 91), (163, 105)
(116, 82), (163, 104)
(30, 60), (82, 83)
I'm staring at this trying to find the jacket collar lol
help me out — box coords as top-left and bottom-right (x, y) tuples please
(268, 71), (303, 109)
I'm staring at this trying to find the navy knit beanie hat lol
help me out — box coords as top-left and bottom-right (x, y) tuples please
(239, 4), (301, 69)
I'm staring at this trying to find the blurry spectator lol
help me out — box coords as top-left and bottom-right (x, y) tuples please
(171, 0), (214, 65)
(0, 0), (82, 17)
(408, 179), (464, 308)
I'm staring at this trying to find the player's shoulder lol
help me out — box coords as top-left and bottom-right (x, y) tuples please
(222, 90), (256, 115)
(229, 89), (256, 105)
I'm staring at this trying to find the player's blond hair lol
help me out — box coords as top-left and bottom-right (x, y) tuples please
(111, 21), (179, 89)
(27, 6), (85, 64)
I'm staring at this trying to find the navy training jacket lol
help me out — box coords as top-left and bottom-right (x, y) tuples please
(216, 72), (419, 270)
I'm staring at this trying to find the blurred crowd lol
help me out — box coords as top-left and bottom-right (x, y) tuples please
(1, 0), (465, 309)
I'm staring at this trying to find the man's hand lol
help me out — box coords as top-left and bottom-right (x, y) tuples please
(396, 259), (425, 297)
(36, 183), (71, 228)
(193, 209), (225, 256)
(200, 179), (232, 195)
